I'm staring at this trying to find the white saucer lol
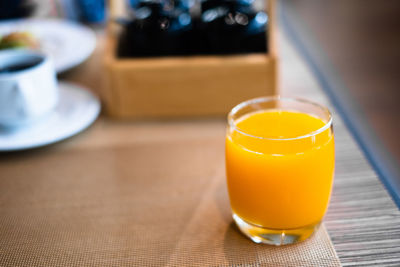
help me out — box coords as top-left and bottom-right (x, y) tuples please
(0, 82), (100, 151)
(0, 18), (96, 73)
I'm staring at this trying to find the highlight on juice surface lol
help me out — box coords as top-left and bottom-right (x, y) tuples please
(225, 96), (335, 245)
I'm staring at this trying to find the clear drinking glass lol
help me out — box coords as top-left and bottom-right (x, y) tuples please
(225, 96), (335, 245)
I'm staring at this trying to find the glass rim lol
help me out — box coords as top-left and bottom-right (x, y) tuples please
(228, 96), (333, 141)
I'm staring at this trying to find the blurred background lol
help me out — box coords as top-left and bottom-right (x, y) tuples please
(0, 0), (269, 56)
(0, 0), (106, 23)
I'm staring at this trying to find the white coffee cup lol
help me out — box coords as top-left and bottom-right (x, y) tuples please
(0, 50), (58, 127)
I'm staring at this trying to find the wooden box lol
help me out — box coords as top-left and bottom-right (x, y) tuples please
(102, 0), (277, 118)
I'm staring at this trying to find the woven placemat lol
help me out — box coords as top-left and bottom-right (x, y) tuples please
(0, 123), (341, 266)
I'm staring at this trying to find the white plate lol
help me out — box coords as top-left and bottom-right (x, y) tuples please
(0, 82), (100, 151)
(0, 18), (96, 73)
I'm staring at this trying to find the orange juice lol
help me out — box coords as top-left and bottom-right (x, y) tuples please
(226, 110), (335, 232)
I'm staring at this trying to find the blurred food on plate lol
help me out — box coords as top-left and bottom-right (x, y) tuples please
(0, 31), (39, 50)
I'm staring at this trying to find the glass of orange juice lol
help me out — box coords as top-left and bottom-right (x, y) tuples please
(225, 96), (335, 245)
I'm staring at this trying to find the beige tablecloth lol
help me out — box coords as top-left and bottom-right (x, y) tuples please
(0, 120), (341, 266)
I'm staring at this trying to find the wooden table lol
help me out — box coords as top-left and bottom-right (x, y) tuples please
(279, 31), (400, 266)
(50, 28), (400, 266)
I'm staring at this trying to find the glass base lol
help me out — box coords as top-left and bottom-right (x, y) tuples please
(233, 213), (321, 246)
